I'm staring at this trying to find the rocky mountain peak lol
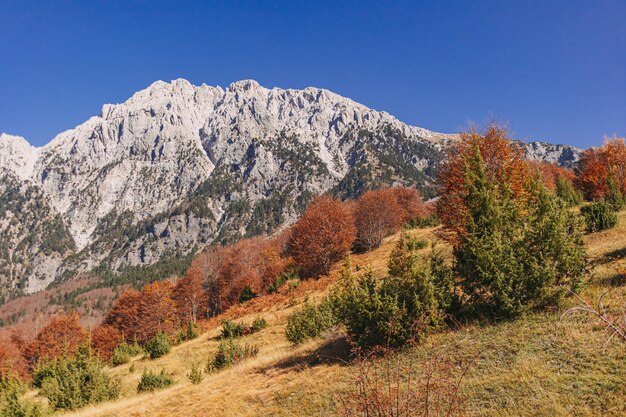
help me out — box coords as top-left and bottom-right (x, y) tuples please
(0, 79), (582, 298)
(0, 133), (39, 180)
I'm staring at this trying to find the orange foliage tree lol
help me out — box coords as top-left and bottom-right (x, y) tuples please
(576, 137), (626, 200)
(354, 188), (403, 251)
(387, 186), (430, 222)
(288, 195), (356, 278)
(135, 281), (177, 344)
(173, 264), (207, 324)
(12, 313), (87, 370)
(101, 289), (142, 342)
(101, 281), (177, 345)
(186, 235), (290, 317)
(91, 325), (123, 361)
(437, 124), (531, 242)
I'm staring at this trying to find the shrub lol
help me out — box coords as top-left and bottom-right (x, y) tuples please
(208, 339), (259, 371)
(405, 236), (428, 251)
(607, 176), (625, 211)
(285, 301), (335, 345)
(331, 242), (453, 349)
(437, 124), (531, 242)
(581, 201), (619, 232)
(34, 347), (120, 410)
(238, 286), (257, 303)
(555, 175), (583, 207)
(144, 332), (171, 359)
(250, 317), (268, 333)
(0, 374), (44, 417)
(338, 348), (474, 417)
(110, 342), (144, 366)
(288, 196), (356, 278)
(176, 319), (199, 344)
(452, 152), (587, 318)
(137, 368), (173, 392)
(187, 363), (204, 385)
(221, 320), (245, 339)
(408, 213), (440, 229)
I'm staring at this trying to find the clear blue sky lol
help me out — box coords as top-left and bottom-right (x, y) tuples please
(1, 0), (624, 149)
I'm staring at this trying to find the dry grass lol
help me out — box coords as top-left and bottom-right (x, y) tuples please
(39, 219), (626, 416)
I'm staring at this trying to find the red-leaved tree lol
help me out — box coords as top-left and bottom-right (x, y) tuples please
(91, 324), (124, 361)
(102, 289), (142, 342)
(173, 264), (207, 324)
(354, 188), (403, 251)
(288, 196), (356, 278)
(13, 313), (86, 370)
(576, 137), (626, 200)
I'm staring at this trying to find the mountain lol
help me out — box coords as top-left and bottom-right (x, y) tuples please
(0, 79), (580, 299)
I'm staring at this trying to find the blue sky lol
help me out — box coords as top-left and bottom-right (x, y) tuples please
(0, 0), (624, 149)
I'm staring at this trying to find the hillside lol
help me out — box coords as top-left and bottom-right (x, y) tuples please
(41, 210), (626, 417)
(0, 79), (581, 299)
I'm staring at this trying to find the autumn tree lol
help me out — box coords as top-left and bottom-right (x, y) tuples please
(13, 313), (86, 370)
(134, 281), (177, 344)
(353, 188), (403, 251)
(102, 289), (142, 343)
(91, 325), (123, 361)
(576, 137), (626, 201)
(437, 124), (531, 242)
(193, 246), (229, 317)
(288, 196), (356, 278)
(387, 186), (430, 222)
(173, 265), (207, 324)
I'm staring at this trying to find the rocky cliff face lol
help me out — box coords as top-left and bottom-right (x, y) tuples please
(0, 79), (581, 298)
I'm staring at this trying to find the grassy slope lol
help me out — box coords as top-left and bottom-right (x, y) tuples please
(56, 213), (626, 417)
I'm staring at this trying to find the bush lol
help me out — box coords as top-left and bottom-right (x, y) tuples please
(137, 368), (173, 392)
(405, 236), (428, 251)
(34, 347), (120, 410)
(208, 339), (259, 371)
(176, 320), (199, 344)
(250, 317), (268, 333)
(221, 320), (245, 339)
(555, 175), (583, 207)
(144, 332), (171, 359)
(238, 286), (257, 303)
(285, 301), (335, 345)
(408, 213), (440, 228)
(0, 374), (44, 417)
(581, 201), (619, 233)
(110, 342), (144, 366)
(453, 156), (586, 318)
(331, 242), (453, 348)
(187, 363), (204, 385)
(606, 176), (625, 211)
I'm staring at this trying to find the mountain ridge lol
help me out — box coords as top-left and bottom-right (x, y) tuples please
(0, 79), (581, 298)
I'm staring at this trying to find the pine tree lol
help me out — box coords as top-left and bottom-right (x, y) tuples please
(453, 147), (586, 318)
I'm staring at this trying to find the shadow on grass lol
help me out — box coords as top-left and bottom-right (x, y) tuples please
(596, 247), (626, 286)
(604, 247), (626, 261)
(260, 335), (353, 374)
